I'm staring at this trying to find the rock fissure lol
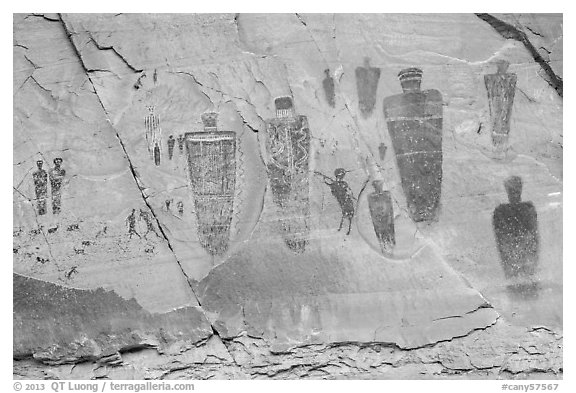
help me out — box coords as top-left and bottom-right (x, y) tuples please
(475, 13), (563, 97)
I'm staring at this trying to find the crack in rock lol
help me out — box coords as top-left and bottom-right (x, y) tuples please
(475, 13), (563, 97)
(57, 13), (233, 361)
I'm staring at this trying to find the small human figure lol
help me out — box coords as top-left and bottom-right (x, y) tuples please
(177, 200), (184, 216)
(33, 160), (48, 215)
(126, 208), (140, 239)
(315, 168), (355, 235)
(378, 143), (388, 161)
(139, 209), (158, 238)
(165, 199), (172, 211)
(49, 157), (66, 214)
(167, 135), (176, 160)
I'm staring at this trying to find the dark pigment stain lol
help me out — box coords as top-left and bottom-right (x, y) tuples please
(13, 274), (211, 361)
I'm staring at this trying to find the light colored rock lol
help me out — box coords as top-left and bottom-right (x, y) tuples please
(13, 13), (562, 379)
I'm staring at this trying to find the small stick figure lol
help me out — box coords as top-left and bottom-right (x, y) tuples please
(315, 168), (356, 235)
(126, 208), (140, 239)
(139, 209), (158, 238)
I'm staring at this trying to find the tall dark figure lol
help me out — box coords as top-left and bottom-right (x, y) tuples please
(316, 168), (355, 235)
(185, 112), (237, 256)
(322, 69), (336, 108)
(49, 158), (65, 215)
(368, 180), (395, 253)
(33, 160), (48, 215)
(383, 67), (443, 222)
(484, 61), (517, 148)
(167, 135), (176, 160)
(355, 57), (381, 118)
(264, 96), (311, 252)
(154, 143), (161, 166)
(493, 176), (539, 292)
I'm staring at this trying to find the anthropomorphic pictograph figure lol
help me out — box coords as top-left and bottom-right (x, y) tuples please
(49, 158), (66, 214)
(126, 209), (140, 239)
(316, 168), (355, 235)
(167, 135), (176, 160)
(144, 106), (162, 166)
(139, 209), (158, 238)
(484, 60), (517, 149)
(383, 67), (443, 222)
(355, 57), (381, 117)
(177, 201), (184, 216)
(368, 180), (396, 253)
(322, 68), (336, 108)
(185, 112), (237, 256)
(33, 160), (48, 215)
(264, 96), (311, 252)
(493, 176), (539, 285)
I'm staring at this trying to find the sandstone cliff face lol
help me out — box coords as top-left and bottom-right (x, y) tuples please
(13, 13), (562, 379)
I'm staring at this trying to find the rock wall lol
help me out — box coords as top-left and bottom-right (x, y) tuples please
(13, 13), (562, 379)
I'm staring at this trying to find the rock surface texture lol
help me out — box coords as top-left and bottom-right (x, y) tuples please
(13, 13), (562, 379)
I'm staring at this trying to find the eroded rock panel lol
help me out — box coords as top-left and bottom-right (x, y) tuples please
(14, 13), (562, 379)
